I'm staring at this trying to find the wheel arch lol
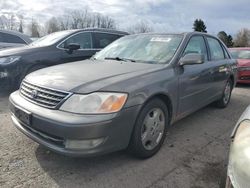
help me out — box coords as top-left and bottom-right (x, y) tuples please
(142, 93), (173, 125)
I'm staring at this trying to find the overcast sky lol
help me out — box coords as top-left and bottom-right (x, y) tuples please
(0, 0), (249, 35)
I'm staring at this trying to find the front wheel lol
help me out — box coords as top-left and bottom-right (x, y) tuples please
(215, 79), (232, 108)
(128, 98), (169, 158)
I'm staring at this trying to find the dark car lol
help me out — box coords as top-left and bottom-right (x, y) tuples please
(229, 47), (250, 84)
(9, 32), (237, 158)
(0, 30), (32, 49)
(0, 28), (128, 90)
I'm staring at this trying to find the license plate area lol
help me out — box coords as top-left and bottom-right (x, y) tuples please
(14, 107), (31, 126)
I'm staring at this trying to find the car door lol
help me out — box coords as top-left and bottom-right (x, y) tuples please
(58, 32), (97, 63)
(177, 35), (214, 118)
(205, 37), (230, 96)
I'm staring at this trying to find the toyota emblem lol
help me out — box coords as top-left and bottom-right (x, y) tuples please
(31, 90), (38, 99)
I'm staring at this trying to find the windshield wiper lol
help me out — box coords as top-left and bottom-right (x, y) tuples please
(104, 57), (136, 62)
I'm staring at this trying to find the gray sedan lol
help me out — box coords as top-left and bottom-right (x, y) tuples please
(9, 32), (237, 158)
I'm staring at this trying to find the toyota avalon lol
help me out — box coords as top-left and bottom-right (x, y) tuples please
(9, 32), (237, 158)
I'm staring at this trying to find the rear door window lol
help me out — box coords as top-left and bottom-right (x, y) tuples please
(1, 32), (26, 44)
(93, 33), (121, 49)
(59, 32), (92, 49)
(207, 37), (225, 60)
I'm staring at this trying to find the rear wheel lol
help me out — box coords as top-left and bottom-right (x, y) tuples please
(128, 98), (169, 158)
(215, 79), (232, 108)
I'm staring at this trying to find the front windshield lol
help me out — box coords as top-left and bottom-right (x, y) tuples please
(30, 30), (73, 47)
(94, 34), (183, 64)
(230, 49), (250, 59)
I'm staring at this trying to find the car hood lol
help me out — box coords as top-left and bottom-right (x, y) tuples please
(237, 59), (250, 67)
(25, 60), (163, 93)
(0, 45), (43, 56)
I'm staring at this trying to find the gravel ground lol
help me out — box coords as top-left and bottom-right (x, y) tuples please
(0, 85), (250, 188)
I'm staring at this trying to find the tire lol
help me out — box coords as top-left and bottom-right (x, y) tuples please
(128, 98), (169, 158)
(215, 79), (233, 108)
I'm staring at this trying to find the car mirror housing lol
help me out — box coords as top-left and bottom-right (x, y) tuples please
(65, 43), (80, 53)
(179, 53), (205, 66)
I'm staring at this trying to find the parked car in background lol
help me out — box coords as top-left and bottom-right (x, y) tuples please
(225, 105), (250, 188)
(0, 28), (128, 90)
(0, 30), (32, 50)
(229, 48), (250, 84)
(9, 32), (237, 158)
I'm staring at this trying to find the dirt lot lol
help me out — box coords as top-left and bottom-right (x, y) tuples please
(0, 85), (250, 188)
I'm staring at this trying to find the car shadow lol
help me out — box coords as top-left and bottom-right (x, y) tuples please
(34, 93), (250, 187)
(236, 83), (250, 88)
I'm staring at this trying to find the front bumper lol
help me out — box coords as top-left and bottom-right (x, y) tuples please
(9, 91), (141, 157)
(237, 70), (250, 84)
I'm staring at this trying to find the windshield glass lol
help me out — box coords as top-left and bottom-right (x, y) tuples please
(30, 30), (73, 47)
(230, 49), (250, 59)
(94, 34), (183, 64)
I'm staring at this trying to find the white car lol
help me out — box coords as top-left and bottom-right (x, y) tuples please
(226, 105), (250, 187)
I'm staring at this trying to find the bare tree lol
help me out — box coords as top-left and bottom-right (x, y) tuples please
(18, 15), (24, 33)
(57, 15), (72, 30)
(46, 17), (60, 34)
(234, 28), (250, 47)
(28, 19), (40, 37)
(0, 14), (19, 30)
(57, 9), (116, 31)
(128, 21), (153, 34)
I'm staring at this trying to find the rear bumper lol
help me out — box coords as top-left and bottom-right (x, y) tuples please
(9, 91), (141, 157)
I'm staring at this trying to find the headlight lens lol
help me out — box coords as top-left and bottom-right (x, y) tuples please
(234, 120), (250, 142)
(0, 56), (20, 64)
(228, 120), (250, 188)
(60, 92), (128, 114)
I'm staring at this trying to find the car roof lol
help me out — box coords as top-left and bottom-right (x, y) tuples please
(126, 32), (218, 38)
(68, 28), (129, 36)
(0, 29), (32, 44)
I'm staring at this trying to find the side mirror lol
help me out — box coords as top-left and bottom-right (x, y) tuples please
(179, 53), (205, 66)
(65, 43), (80, 53)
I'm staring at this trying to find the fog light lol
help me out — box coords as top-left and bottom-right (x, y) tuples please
(65, 137), (106, 150)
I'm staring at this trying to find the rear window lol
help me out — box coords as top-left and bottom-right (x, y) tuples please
(93, 33), (122, 48)
(0, 32), (26, 44)
(230, 50), (250, 59)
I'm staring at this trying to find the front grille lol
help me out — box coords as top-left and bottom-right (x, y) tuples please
(20, 80), (71, 109)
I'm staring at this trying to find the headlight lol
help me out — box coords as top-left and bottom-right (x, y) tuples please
(238, 66), (250, 71)
(0, 56), (21, 64)
(60, 92), (128, 114)
(228, 120), (250, 188)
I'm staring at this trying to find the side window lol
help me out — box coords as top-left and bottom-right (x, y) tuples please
(1, 33), (26, 44)
(93, 33), (121, 49)
(183, 36), (208, 60)
(59, 32), (92, 49)
(207, 37), (225, 60)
